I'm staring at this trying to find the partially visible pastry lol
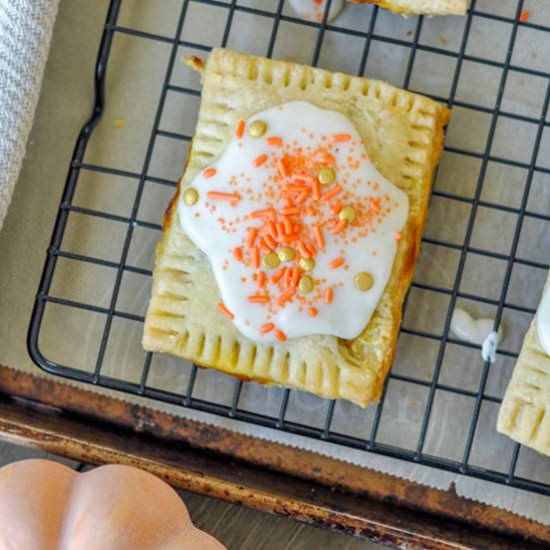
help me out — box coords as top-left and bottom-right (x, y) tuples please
(349, 0), (469, 15)
(143, 48), (449, 407)
(498, 274), (550, 456)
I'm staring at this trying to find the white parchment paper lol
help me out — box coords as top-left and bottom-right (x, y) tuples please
(1, 0), (550, 525)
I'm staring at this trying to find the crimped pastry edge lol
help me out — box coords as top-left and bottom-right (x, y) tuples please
(349, 0), (468, 15)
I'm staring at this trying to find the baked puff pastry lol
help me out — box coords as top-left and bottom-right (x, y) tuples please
(498, 274), (550, 456)
(143, 49), (449, 407)
(349, 0), (469, 15)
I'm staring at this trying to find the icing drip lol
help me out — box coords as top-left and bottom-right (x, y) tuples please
(450, 308), (503, 363)
(537, 284), (550, 356)
(288, 0), (345, 22)
(179, 101), (408, 342)
(481, 331), (500, 364)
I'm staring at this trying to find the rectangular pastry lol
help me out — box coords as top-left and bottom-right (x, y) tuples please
(143, 48), (449, 407)
(498, 274), (550, 456)
(349, 0), (469, 15)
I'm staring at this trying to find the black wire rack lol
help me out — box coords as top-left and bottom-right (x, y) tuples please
(28, 0), (550, 498)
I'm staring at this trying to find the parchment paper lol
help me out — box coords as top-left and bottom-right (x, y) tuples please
(1, 0), (550, 525)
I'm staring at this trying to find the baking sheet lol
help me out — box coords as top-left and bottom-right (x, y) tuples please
(2, 0), (550, 524)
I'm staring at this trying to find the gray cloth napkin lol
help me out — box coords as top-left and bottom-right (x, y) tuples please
(0, 0), (59, 232)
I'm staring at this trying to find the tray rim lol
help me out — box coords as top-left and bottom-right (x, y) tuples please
(0, 364), (548, 549)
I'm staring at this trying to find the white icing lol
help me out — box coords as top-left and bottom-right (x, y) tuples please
(481, 331), (500, 364)
(179, 101), (408, 342)
(536, 285), (550, 356)
(288, 0), (344, 22)
(450, 308), (503, 363)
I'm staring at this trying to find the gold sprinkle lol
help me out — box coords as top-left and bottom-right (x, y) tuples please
(317, 167), (336, 186)
(183, 187), (199, 206)
(299, 275), (314, 294)
(113, 119), (127, 128)
(354, 272), (374, 292)
(278, 246), (296, 262)
(249, 120), (267, 138)
(299, 258), (315, 271)
(339, 205), (357, 223)
(262, 252), (280, 269)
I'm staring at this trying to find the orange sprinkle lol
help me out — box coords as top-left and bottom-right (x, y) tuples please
(207, 191), (241, 202)
(519, 10), (529, 22)
(267, 220), (277, 238)
(247, 227), (258, 247)
(291, 267), (301, 287)
(306, 242), (317, 256)
(297, 241), (311, 259)
(257, 271), (266, 288)
(306, 207), (317, 216)
(308, 307), (318, 317)
(284, 267), (293, 288)
(280, 206), (300, 216)
(332, 133), (351, 142)
(278, 157), (290, 177)
(294, 174), (315, 184)
(217, 303), (234, 320)
(322, 153), (336, 164)
(324, 288), (334, 304)
(271, 267), (285, 284)
(233, 247), (243, 261)
(254, 154), (268, 167)
(369, 199), (381, 213)
(320, 184), (343, 202)
(266, 136), (283, 146)
(276, 222), (285, 238)
(282, 216), (293, 234)
(264, 234), (277, 250)
(203, 167), (217, 178)
(274, 329), (287, 341)
(329, 219), (347, 234)
(312, 178), (321, 200)
(284, 184), (310, 193)
(277, 288), (296, 305)
(331, 202), (343, 214)
(253, 247), (260, 269)
(314, 225), (325, 249)
(250, 208), (276, 218)
(260, 323), (274, 334)
(248, 295), (269, 304)
(330, 257), (345, 269)
(281, 233), (298, 243)
(395, 232), (402, 242)
(236, 119), (245, 139)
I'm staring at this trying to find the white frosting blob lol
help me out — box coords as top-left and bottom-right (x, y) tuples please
(288, 0), (344, 22)
(450, 308), (503, 363)
(179, 101), (408, 342)
(537, 285), (550, 356)
(481, 331), (500, 364)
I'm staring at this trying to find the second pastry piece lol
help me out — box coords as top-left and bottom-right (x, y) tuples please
(498, 273), (550, 456)
(349, 0), (469, 15)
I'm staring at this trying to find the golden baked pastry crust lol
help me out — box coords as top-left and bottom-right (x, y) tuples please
(143, 48), (449, 407)
(497, 276), (550, 455)
(349, 0), (468, 15)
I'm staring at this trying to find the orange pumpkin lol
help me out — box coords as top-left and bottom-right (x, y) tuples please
(0, 459), (226, 550)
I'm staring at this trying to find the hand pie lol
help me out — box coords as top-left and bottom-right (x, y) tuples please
(349, 0), (469, 15)
(498, 273), (550, 456)
(143, 48), (449, 407)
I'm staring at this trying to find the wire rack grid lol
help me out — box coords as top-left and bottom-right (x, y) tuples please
(28, 0), (550, 497)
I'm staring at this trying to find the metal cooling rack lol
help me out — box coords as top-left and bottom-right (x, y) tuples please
(29, 0), (550, 497)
